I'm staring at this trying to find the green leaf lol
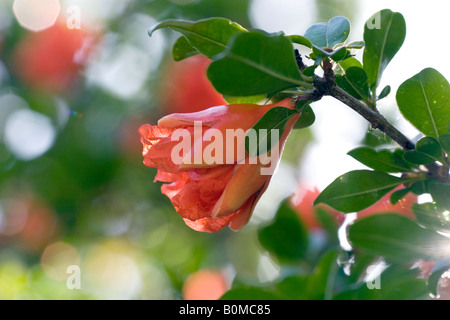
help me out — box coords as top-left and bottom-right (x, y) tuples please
(149, 18), (247, 59)
(330, 47), (349, 62)
(304, 16), (350, 48)
(311, 45), (347, 61)
(314, 207), (339, 243)
(223, 95), (267, 105)
(336, 67), (370, 101)
(439, 133), (450, 154)
(346, 40), (365, 49)
(410, 180), (430, 195)
(363, 9), (406, 89)
(348, 214), (450, 262)
(302, 65), (318, 77)
(172, 36), (199, 61)
(286, 35), (312, 48)
(258, 199), (308, 263)
(362, 127), (393, 147)
(339, 57), (363, 71)
(246, 107), (297, 157)
(276, 250), (340, 300)
(335, 264), (428, 300)
(293, 106), (315, 129)
(403, 150), (436, 165)
(314, 170), (406, 213)
(416, 136), (444, 162)
(390, 187), (411, 205)
(220, 286), (282, 300)
(378, 85), (391, 100)
(412, 203), (450, 232)
(429, 182), (450, 209)
(428, 259), (450, 296)
(207, 31), (306, 96)
(396, 68), (450, 138)
(348, 147), (412, 172)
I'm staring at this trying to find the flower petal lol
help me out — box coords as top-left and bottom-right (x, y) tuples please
(229, 178), (271, 231)
(211, 161), (270, 218)
(164, 165), (235, 221)
(183, 213), (238, 233)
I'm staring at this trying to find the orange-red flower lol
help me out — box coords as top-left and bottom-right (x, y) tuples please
(157, 55), (227, 114)
(12, 22), (96, 92)
(139, 99), (299, 232)
(291, 187), (345, 231)
(357, 186), (417, 219)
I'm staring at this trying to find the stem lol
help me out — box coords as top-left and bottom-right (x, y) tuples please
(329, 85), (415, 150)
(311, 74), (415, 150)
(310, 75), (450, 184)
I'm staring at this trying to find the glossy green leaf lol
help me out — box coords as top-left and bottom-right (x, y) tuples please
(311, 45), (347, 61)
(346, 40), (365, 49)
(339, 57), (363, 71)
(410, 180), (430, 195)
(412, 203), (450, 232)
(336, 75), (359, 99)
(220, 286), (282, 300)
(172, 36), (199, 61)
(258, 199), (308, 263)
(348, 214), (450, 262)
(429, 182), (450, 209)
(293, 106), (315, 129)
(416, 136), (444, 162)
(331, 47), (349, 62)
(362, 127), (393, 147)
(403, 150), (436, 165)
(335, 264), (428, 300)
(336, 67), (370, 100)
(304, 16), (350, 48)
(348, 147), (412, 172)
(314, 207), (339, 243)
(149, 18), (247, 59)
(302, 65), (318, 77)
(396, 68), (450, 138)
(428, 259), (450, 296)
(390, 187), (411, 205)
(314, 170), (406, 213)
(223, 95), (267, 105)
(207, 31), (306, 96)
(439, 133), (450, 154)
(363, 9), (406, 88)
(378, 85), (391, 100)
(287, 35), (312, 48)
(276, 250), (340, 300)
(246, 107), (297, 157)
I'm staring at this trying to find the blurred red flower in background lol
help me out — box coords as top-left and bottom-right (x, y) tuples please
(11, 22), (96, 93)
(357, 186), (417, 219)
(182, 269), (229, 300)
(0, 196), (60, 254)
(291, 187), (345, 231)
(157, 55), (226, 114)
(292, 186), (417, 231)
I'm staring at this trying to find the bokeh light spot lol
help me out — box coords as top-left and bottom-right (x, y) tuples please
(4, 109), (56, 161)
(13, 0), (61, 32)
(41, 242), (80, 281)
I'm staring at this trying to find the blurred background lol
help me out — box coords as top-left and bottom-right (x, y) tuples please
(0, 0), (448, 299)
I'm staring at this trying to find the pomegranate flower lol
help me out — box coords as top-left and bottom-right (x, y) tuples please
(139, 99), (299, 232)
